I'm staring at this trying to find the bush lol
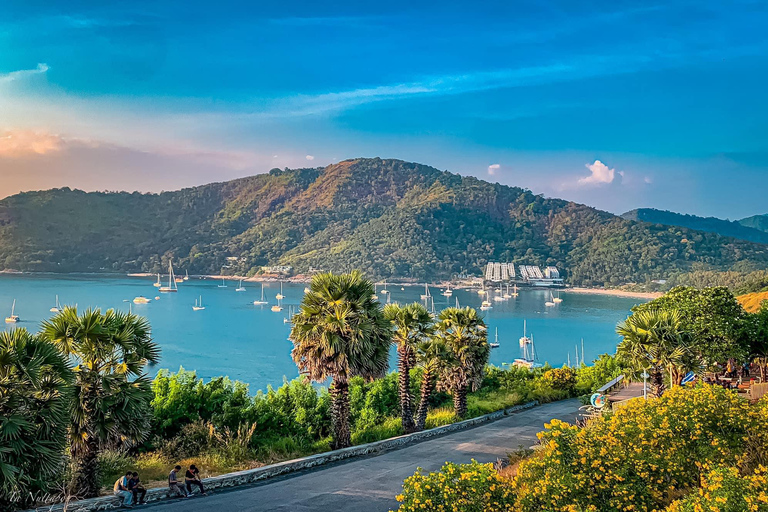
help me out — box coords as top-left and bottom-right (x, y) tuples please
(395, 461), (515, 512)
(97, 451), (134, 488)
(666, 466), (768, 512)
(540, 367), (577, 394)
(575, 354), (625, 394)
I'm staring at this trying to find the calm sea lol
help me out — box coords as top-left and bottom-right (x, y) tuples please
(0, 275), (645, 391)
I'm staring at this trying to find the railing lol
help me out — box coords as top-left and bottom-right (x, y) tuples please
(597, 374), (625, 394)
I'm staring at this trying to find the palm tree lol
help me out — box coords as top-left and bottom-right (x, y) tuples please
(290, 272), (392, 449)
(435, 307), (489, 418)
(384, 302), (433, 433)
(0, 329), (71, 510)
(40, 307), (160, 498)
(414, 337), (449, 431)
(616, 309), (692, 398)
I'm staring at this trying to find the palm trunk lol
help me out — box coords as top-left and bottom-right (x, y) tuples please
(73, 434), (100, 498)
(398, 345), (415, 434)
(329, 379), (351, 450)
(453, 384), (468, 418)
(415, 367), (435, 431)
(651, 368), (665, 398)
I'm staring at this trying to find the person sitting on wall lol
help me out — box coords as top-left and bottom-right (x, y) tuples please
(169, 465), (189, 498)
(129, 471), (147, 505)
(114, 471), (134, 507)
(185, 464), (207, 496)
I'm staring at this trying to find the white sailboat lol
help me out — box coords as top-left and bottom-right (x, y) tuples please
(502, 284), (511, 300)
(553, 291), (563, 303)
(253, 283), (268, 305)
(50, 295), (62, 313)
(159, 261), (178, 293)
(275, 281), (284, 300)
(477, 283), (486, 295)
(480, 298), (492, 310)
(271, 294), (283, 312)
(489, 327), (500, 348)
(442, 285), (453, 297)
(184, 270), (190, 281)
(519, 319), (532, 346)
(193, 296), (205, 311)
(218, 278), (228, 288)
(493, 287), (504, 302)
(283, 305), (294, 324)
(514, 333), (543, 369)
(153, 273), (162, 288)
(133, 296), (151, 304)
(420, 283), (431, 300)
(511, 284), (519, 298)
(455, 297), (460, 308)
(236, 279), (246, 292)
(5, 300), (19, 323)
(380, 280), (389, 295)
(545, 291), (556, 307)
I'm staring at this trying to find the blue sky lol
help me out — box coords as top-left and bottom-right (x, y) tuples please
(1, 0), (767, 218)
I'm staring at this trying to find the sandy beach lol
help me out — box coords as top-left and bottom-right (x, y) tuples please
(566, 287), (662, 300)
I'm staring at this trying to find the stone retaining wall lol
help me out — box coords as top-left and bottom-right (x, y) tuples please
(28, 400), (538, 512)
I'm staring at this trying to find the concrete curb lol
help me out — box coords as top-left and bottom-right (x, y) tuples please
(28, 400), (539, 511)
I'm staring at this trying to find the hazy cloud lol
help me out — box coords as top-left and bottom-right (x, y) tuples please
(488, 163), (500, 176)
(0, 63), (49, 83)
(305, 155), (315, 161)
(578, 160), (615, 186)
(0, 130), (63, 157)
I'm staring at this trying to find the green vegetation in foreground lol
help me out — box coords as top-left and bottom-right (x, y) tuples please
(394, 386), (768, 512)
(1, 158), (768, 286)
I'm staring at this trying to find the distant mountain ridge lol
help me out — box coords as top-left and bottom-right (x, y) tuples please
(621, 208), (768, 245)
(1, 158), (767, 286)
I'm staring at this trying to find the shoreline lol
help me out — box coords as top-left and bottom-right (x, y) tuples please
(566, 287), (662, 299)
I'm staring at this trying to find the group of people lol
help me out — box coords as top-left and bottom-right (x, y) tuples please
(112, 464), (207, 507)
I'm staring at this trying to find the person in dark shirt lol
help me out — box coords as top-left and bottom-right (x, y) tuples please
(128, 472), (147, 505)
(185, 464), (207, 496)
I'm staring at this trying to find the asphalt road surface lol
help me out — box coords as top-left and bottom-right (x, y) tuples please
(146, 399), (580, 512)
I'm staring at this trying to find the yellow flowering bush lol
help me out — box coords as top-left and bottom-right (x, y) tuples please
(393, 460), (515, 512)
(666, 466), (768, 512)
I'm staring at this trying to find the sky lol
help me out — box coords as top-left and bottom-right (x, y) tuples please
(1, 0), (767, 219)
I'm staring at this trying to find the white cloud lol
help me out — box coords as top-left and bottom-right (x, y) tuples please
(487, 163), (500, 176)
(578, 160), (615, 186)
(305, 155), (315, 161)
(644, 176), (653, 184)
(0, 63), (49, 83)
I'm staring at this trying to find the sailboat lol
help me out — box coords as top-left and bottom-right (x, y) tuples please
(193, 296), (205, 311)
(442, 284), (453, 297)
(283, 305), (294, 324)
(275, 281), (284, 300)
(218, 278), (228, 288)
(514, 334), (543, 369)
(253, 283), (268, 305)
(380, 280), (389, 295)
(271, 294), (283, 312)
(159, 261), (178, 292)
(420, 283), (431, 300)
(5, 300), (19, 323)
(502, 284), (511, 300)
(175, 272), (184, 284)
(519, 320), (532, 346)
(493, 287), (504, 302)
(133, 296), (151, 304)
(455, 297), (460, 308)
(50, 295), (62, 313)
(480, 298), (492, 310)
(184, 270), (190, 281)
(545, 291), (556, 307)
(477, 283), (486, 295)
(511, 284), (519, 298)
(489, 327), (500, 348)
(553, 291), (563, 303)
(153, 273), (162, 288)
(235, 279), (246, 292)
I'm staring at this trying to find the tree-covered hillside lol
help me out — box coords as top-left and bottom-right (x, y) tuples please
(1, 158), (767, 286)
(622, 208), (768, 245)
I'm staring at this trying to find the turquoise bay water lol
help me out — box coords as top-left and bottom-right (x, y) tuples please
(0, 275), (646, 391)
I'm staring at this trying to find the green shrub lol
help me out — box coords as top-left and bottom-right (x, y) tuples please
(97, 451), (134, 488)
(666, 466), (768, 512)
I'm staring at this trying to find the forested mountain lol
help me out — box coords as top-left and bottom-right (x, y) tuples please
(1, 158), (767, 286)
(621, 208), (768, 245)
(739, 214), (768, 233)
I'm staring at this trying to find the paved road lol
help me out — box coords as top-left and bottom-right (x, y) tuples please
(147, 400), (580, 512)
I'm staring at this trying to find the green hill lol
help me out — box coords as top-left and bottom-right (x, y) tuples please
(1, 158), (767, 286)
(621, 208), (768, 245)
(739, 214), (768, 233)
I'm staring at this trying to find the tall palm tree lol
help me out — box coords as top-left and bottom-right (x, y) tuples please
(40, 307), (160, 498)
(616, 309), (692, 398)
(414, 337), (449, 431)
(435, 307), (489, 418)
(384, 302), (433, 433)
(290, 272), (392, 449)
(0, 329), (71, 510)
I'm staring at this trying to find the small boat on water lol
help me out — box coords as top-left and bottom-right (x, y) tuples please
(5, 300), (19, 323)
(218, 278), (228, 288)
(545, 292), (556, 307)
(553, 291), (563, 303)
(153, 273), (162, 288)
(480, 299), (492, 311)
(420, 283), (431, 300)
(442, 285), (453, 297)
(275, 281), (284, 300)
(304, 287), (310, 294)
(159, 262), (178, 293)
(514, 333), (543, 369)
(50, 295), (62, 312)
(493, 288), (504, 302)
(193, 296), (205, 311)
(519, 320), (532, 346)
(489, 327), (500, 348)
(235, 279), (246, 292)
(253, 283), (268, 305)
(380, 280), (389, 295)
(271, 295), (283, 312)
(133, 296), (151, 304)
(283, 305), (295, 324)
(511, 284), (519, 298)
(184, 270), (190, 281)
